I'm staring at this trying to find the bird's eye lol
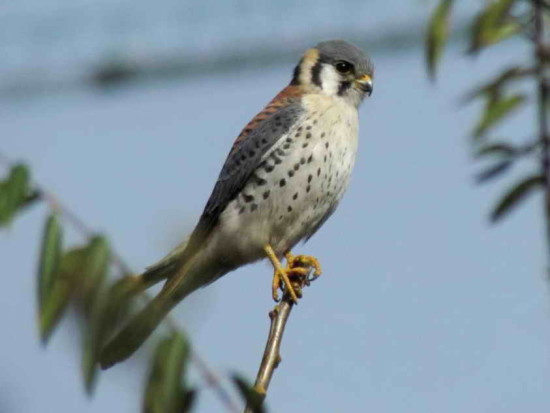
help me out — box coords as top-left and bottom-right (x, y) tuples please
(335, 61), (353, 74)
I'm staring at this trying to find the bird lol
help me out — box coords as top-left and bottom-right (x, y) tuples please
(99, 39), (374, 369)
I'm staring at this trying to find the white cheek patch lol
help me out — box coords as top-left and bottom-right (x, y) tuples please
(319, 64), (341, 97)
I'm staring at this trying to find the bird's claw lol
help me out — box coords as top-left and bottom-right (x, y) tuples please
(265, 245), (323, 304)
(271, 266), (309, 302)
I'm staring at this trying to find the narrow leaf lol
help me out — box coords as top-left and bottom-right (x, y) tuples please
(475, 159), (513, 183)
(81, 279), (136, 394)
(469, 0), (520, 54)
(0, 163), (32, 226)
(81, 286), (107, 394)
(81, 236), (110, 314)
(0, 181), (8, 224)
(473, 93), (525, 139)
(475, 143), (517, 158)
(37, 214), (63, 311)
(232, 374), (265, 413)
(40, 248), (88, 343)
(425, 0), (454, 80)
(463, 66), (532, 104)
(144, 332), (190, 413)
(490, 175), (545, 222)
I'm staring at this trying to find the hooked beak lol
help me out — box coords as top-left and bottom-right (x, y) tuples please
(355, 74), (373, 96)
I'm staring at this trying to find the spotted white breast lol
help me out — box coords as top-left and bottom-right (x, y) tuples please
(211, 94), (359, 266)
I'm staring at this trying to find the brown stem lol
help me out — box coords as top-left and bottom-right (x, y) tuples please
(533, 0), (550, 256)
(244, 293), (294, 413)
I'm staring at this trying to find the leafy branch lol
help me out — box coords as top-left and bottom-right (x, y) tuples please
(0, 154), (242, 412)
(425, 0), (549, 234)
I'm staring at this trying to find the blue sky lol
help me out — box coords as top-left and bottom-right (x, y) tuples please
(1, 1), (549, 412)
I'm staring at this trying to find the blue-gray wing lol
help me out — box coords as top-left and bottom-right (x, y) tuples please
(191, 99), (305, 242)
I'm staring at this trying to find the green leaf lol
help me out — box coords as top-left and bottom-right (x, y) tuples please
(37, 214), (63, 312)
(40, 247), (88, 343)
(475, 159), (513, 183)
(82, 279), (136, 394)
(475, 143), (517, 158)
(232, 374), (265, 413)
(425, 0), (454, 80)
(81, 290), (104, 394)
(80, 236), (110, 314)
(463, 66), (532, 104)
(473, 93), (525, 139)
(469, 0), (520, 54)
(0, 163), (33, 226)
(144, 332), (191, 413)
(490, 175), (545, 222)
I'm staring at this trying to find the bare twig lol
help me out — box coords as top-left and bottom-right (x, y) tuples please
(532, 0), (550, 255)
(244, 294), (294, 413)
(245, 262), (319, 413)
(0, 152), (240, 413)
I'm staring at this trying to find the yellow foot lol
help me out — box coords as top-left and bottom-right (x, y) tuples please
(264, 245), (303, 303)
(264, 245), (324, 303)
(284, 252), (322, 281)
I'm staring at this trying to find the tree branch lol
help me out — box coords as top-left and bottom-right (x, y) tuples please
(244, 294), (294, 413)
(245, 262), (319, 413)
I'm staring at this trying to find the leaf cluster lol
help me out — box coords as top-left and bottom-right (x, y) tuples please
(425, 0), (546, 222)
(0, 164), (250, 411)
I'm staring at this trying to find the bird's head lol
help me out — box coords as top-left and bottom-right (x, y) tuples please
(291, 40), (374, 108)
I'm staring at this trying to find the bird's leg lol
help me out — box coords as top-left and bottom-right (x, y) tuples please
(264, 245), (304, 303)
(284, 251), (322, 283)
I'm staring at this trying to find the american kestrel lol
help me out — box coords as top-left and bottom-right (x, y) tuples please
(100, 40), (374, 368)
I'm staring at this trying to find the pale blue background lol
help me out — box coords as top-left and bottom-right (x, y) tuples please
(1, 1), (549, 412)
